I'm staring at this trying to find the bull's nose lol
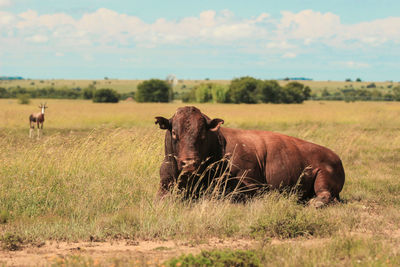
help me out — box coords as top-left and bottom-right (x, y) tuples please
(181, 159), (197, 172)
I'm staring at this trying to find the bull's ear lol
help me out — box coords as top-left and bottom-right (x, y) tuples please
(208, 118), (224, 132)
(155, 116), (171, 130)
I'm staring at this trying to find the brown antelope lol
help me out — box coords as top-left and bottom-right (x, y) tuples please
(29, 102), (48, 138)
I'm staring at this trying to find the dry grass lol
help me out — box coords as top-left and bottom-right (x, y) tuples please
(1, 99), (400, 265)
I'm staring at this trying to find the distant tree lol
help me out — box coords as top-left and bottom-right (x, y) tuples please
(393, 86), (400, 101)
(92, 88), (120, 103)
(257, 80), (281, 103)
(345, 78), (352, 82)
(356, 78), (362, 82)
(195, 83), (213, 103)
(321, 88), (331, 98)
(104, 77), (109, 80)
(228, 76), (260, 104)
(366, 83), (376, 88)
(17, 93), (30, 104)
(280, 82), (310, 103)
(211, 84), (229, 103)
(181, 88), (196, 103)
(0, 87), (9, 98)
(384, 93), (394, 101)
(83, 84), (96, 99)
(136, 79), (173, 102)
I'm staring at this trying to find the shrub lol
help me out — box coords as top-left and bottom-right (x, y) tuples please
(257, 80), (281, 103)
(1, 233), (23, 251)
(228, 76), (260, 104)
(136, 79), (173, 102)
(392, 86), (400, 101)
(83, 85), (96, 99)
(164, 249), (260, 267)
(280, 82), (310, 104)
(181, 89), (196, 103)
(92, 88), (120, 103)
(195, 84), (213, 103)
(366, 83), (376, 88)
(211, 84), (229, 103)
(0, 87), (9, 98)
(17, 93), (30, 104)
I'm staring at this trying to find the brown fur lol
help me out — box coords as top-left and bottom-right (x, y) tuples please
(155, 106), (345, 206)
(29, 112), (45, 129)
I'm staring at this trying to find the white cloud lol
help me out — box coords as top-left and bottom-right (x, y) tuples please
(282, 52), (296, 58)
(1, 8), (400, 54)
(25, 34), (48, 43)
(55, 52), (64, 57)
(0, 0), (11, 7)
(345, 61), (370, 69)
(279, 10), (341, 40)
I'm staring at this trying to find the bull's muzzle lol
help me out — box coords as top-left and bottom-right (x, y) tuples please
(180, 159), (198, 173)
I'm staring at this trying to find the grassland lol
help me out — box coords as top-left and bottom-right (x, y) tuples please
(1, 79), (397, 94)
(0, 99), (400, 265)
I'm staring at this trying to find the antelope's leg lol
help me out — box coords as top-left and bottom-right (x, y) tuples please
(29, 120), (33, 138)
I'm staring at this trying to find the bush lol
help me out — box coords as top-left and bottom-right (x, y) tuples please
(17, 93), (30, 104)
(182, 83), (229, 103)
(280, 82), (311, 104)
(228, 76), (260, 104)
(1, 233), (23, 251)
(257, 80), (281, 103)
(211, 84), (229, 103)
(92, 88), (120, 103)
(195, 83), (213, 103)
(182, 89), (196, 103)
(83, 85), (96, 99)
(136, 79), (173, 102)
(164, 249), (260, 267)
(0, 87), (9, 98)
(393, 86), (400, 101)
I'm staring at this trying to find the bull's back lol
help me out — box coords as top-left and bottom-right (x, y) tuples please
(220, 127), (344, 191)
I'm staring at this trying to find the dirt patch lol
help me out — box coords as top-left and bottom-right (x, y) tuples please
(0, 238), (255, 266)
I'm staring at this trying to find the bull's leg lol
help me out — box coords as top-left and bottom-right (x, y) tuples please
(157, 160), (177, 199)
(309, 168), (341, 208)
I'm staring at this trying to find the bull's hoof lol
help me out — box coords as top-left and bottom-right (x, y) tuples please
(309, 198), (325, 208)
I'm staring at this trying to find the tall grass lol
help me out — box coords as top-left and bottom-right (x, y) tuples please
(0, 100), (399, 254)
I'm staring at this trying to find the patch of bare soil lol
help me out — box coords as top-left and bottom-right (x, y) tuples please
(0, 238), (256, 266)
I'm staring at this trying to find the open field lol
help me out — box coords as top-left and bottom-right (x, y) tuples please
(1, 99), (400, 265)
(1, 79), (397, 94)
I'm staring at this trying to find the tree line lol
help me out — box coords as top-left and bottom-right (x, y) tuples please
(181, 77), (311, 104)
(2, 77), (400, 103)
(313, 87), (400, 102)
(0, 85), (128, 103)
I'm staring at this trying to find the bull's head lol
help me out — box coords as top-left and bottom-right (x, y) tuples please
(155, 106), (224, 173)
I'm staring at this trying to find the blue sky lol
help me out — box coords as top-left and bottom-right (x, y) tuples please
(1, 0), (400, 80)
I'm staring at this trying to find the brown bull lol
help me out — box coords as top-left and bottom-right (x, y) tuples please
(155, 106), (345, 207)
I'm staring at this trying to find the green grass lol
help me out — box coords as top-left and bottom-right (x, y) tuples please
(1, 99), (400, 265)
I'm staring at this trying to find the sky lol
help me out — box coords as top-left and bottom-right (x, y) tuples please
(0, 0), (400, 80)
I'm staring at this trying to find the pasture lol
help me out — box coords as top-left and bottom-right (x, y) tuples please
(1, 79), (396, 95)
(0, 99), (400, 266)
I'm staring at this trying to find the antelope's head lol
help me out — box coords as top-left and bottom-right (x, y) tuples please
(39, 102), (48, 114)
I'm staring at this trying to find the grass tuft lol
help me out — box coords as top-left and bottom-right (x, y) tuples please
(165, 249), (261, 267)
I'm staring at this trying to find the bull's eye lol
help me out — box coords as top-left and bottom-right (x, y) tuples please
(172, 130), (178, 140)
